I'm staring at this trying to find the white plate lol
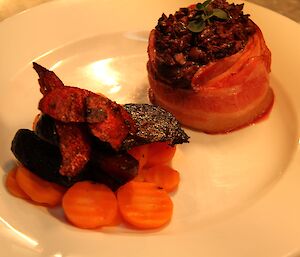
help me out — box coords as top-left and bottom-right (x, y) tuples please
(1, 1), (300, 256)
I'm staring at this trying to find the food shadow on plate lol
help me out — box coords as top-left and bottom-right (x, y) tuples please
(1, 160), (17, 174)
(47, 206), (66, 224)
(0, 117), (19, 173)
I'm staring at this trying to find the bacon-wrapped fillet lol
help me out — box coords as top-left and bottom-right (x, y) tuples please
(147, 0), (274, 133)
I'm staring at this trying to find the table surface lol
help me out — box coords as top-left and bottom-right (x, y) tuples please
(0, 0), (300, 23)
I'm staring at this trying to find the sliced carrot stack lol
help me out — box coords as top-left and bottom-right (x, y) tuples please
(117, 181), (173, 229)
(7, 142), (180, 230)
(16, 165), (66, 206)
(143, 165), (180, 193)
(62, 181), (118, 229)
(5, 166), (30, 200)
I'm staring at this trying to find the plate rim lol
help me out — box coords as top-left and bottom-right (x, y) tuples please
(1, 1), (300, 257)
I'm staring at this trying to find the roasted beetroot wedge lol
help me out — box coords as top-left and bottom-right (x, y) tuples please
(11, 129), (87, 187)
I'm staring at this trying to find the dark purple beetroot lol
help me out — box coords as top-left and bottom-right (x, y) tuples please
(34, 114), (59, 145)
(91, 147), (138, 186)
(10, 129), (87, 187)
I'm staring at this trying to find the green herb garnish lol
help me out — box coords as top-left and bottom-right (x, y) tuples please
(195, 0), (212, 10)
(187, 0), (229, 33)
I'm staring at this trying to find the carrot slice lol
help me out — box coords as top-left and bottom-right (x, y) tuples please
(62, 181), (118, 229)
(5, 166), (30, 200)
(128, 144), (148, 169)
(105, 207), (123, 227)
(128, 144), (148, 181)
(145, 142), (176, 167)
(143, 165), (180, 193)
(117, 181), (173, 229)
(16, 165), (66, 206)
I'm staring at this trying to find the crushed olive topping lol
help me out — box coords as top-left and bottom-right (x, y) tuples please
(153, 0), (256, 89)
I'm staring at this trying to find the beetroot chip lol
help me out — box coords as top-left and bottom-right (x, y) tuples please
(85, 95), (108, 123)
(38, 86), (92, 122)
(33, 62), (64, 95)
(55, 122), (91, 177)
(87, 95), (134, 150)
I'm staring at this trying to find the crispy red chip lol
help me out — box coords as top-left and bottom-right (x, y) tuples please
(38, 86), (93, 122)
(87, 95), (132, 150)
(55, 122), (91, 177)
(85, 95), (108, 123)
(33, 62), (64, 95)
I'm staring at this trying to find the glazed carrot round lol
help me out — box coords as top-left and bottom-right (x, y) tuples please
(16, 165), (66, 206)
(105, 208), (123, 227)
(128, 144), (149, 181)
(117, 181), (173, 229)
(145, 142), (176, 167)
(62, 181), (118, 229)
(143, 165), (180, 193)
(5, 166), (30, 200)
(128, 144), (148, 170)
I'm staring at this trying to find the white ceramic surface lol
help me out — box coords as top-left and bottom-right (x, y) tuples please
(0, 1), (300, 256)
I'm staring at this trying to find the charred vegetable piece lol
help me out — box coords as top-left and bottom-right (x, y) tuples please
(34, 114), (58, 145)
(92, 147), (138, 185)
(87, 95), (134, 150)
(121, 104), (189, 149)
(83, 163), (124, 191)
(33, 62), (64, 95)
(55, 122), (91, 177)
(11, 129), (86, 187)
(85, 95), (108, 123)
(38, 86), (93, 122)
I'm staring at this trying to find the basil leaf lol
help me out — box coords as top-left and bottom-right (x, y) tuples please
(212, 9), (229, 20)
(188, 1), (229, 33)
(196, 0), (212, 10)
(196, 3), (204, 10)
(187, 20), (205, 33)
(205, 9), (214, 17)
(202, 0), (212, 8)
